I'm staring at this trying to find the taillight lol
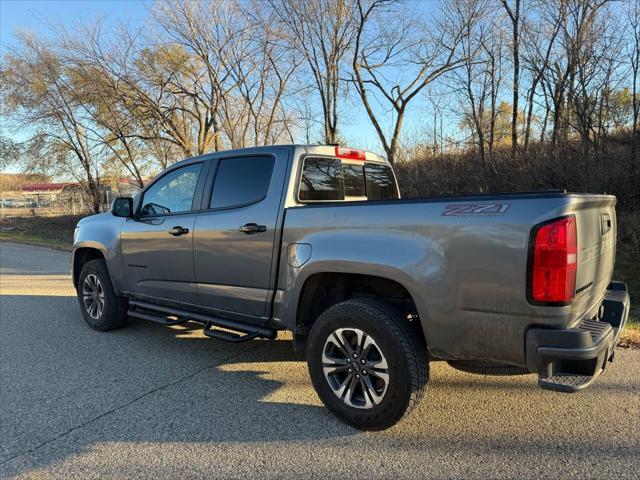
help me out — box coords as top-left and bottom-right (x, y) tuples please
(529, 216), (577, 304)
(335, 146), (366, 161)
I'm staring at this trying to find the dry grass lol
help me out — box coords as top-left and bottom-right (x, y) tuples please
(619, 325), (640, 349)
(613, 253), (639, 348)
(0, 215), (81, 251)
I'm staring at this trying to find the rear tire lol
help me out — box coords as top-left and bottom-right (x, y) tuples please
(77, 259), (128, 331)
(306, 299), (428, 430)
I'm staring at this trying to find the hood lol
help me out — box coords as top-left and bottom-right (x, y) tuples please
(77, 212), (113, 226)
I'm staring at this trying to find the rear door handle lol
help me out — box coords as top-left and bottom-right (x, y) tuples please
(169, 226), (189, 236)
(240, 223), (267, 234)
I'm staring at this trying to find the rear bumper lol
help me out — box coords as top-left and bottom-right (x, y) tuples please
(525, 281), (630, 392)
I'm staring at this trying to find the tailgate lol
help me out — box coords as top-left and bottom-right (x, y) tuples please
(571, 195), (617, 312)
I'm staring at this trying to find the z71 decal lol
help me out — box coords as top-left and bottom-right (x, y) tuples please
(442, 203), (511, 217)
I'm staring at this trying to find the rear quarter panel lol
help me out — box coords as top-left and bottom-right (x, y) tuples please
(277, 194), (616, 366)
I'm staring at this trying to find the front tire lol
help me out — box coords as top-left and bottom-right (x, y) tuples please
(77, 259), (128, 331)
(307, 299), (429, 430)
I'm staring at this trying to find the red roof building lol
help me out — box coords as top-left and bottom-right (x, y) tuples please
(21, 182), (76, 193)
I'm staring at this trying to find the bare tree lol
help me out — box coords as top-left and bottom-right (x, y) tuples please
(453, 0), (507, 169)
(0, 135), (21, 171)
(455, 5), (488, 165)
(150, 0), (241, 154)
(536, 0), (573, 146)
(351, 0), (475, 164)
(536, 0), (612, 149)
(267, 0), (356, 144)
(570, 8), (623, 153)
(521, 0), (563, 151)
(218, 1), (301, 147)
(64, 57), (149, 187)
(1, 33), (103, 212)
(65, 20), (212, 159)
(151, 0), (300, 151)
(629, 0), (640, 162)
(501, 0), (521, 161)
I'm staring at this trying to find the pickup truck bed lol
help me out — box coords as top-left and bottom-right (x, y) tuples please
(72, 144), (630, 430)
(279, 191), (620, 364)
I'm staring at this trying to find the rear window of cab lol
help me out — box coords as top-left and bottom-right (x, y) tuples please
(298, 157), (399, 202)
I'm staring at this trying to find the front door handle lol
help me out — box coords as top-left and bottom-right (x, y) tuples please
(240, 223), (267, 234)
(169, 226), (189, 236)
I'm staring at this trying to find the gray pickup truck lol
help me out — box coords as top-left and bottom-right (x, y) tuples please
(73, 144), (630, 430)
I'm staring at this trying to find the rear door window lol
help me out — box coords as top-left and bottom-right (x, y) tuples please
(210, 156), (275, 209)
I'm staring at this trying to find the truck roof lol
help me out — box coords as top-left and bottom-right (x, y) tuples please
(173, 144), (388, 167)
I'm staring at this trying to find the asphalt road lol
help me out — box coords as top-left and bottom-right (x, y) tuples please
(0, 242), (638, 479)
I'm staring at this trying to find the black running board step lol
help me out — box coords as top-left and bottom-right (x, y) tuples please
(203, 323), (263, 343)
(538, 372), (600, 393)
(128, 299), (277, 341)
(127, 308), (189, 326)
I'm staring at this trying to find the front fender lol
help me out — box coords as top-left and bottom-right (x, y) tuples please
(72, 214), (126, 294)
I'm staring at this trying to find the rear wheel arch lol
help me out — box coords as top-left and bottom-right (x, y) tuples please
(294, 272), (424, 347)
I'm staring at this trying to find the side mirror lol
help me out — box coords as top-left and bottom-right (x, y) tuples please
(111, 197), (133, 218)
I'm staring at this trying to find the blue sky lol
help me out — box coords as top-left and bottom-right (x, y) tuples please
(0, 0), (449, 159)
(1, 0), (149, 52)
